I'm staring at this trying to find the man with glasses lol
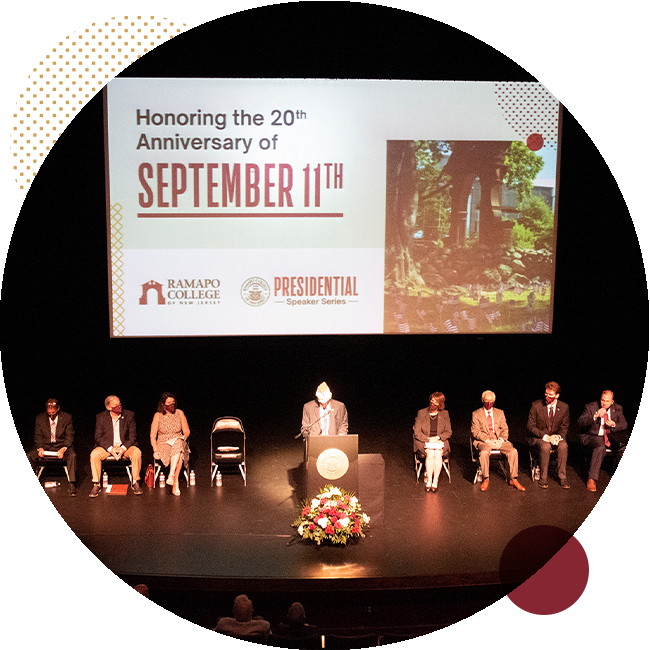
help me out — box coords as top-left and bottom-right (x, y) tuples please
(527, 381), (570, 489)
(89, 395), (143, 497)
(471, 390), (525, 492)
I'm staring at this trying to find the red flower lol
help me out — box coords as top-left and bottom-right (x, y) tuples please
(302, 506), (310, 516)
(309, 523), (315, 531)
(352, 524), (360, 534)
(320, 498), (328, 505)
(335, 521), (343, 529)
(325, 525), (335, 535)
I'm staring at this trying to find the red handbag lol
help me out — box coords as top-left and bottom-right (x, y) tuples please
(144, 464), (155, 488)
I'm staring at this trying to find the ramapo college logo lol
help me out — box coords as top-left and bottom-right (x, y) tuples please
(241, 277), (271, 306)
(139, 278), (221, 305)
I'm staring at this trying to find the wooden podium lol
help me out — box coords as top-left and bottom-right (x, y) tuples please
(306, 435), (358, 497)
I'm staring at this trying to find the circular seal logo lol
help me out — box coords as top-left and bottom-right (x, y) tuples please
(316, 448), (350, 480)
(241, 277), (270, 306)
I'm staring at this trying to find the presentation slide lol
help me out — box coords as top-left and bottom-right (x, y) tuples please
(105, 79), (560, 337)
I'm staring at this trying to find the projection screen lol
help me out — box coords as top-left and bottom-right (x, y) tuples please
(105, 79), (561, 337)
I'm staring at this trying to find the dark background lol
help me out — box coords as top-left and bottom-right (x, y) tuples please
(3, 2), (647, 470)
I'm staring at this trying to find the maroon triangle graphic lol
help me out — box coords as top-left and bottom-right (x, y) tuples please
(497, 524), (591, 616)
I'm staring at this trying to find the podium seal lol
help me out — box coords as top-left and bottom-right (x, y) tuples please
(316, 448), (350, 480)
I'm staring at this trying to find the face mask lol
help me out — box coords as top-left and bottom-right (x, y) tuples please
(111, 405), (122, 415)
(165, 404), (176, 414)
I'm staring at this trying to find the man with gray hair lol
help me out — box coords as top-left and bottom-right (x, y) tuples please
(471, 390), (525, 492)
(89, 395), (142, 496)
(214, 594), (271, 638)
(301, 381), (348, 437)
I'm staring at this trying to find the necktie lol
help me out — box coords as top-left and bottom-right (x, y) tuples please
(50, 418), (56, 443)
(603, 410), (610, 447)
(547, 406), (554, 433)
(487, 412), (494, 439)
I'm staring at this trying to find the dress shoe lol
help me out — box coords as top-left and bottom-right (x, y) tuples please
(586, 479), (597, 492)
(89, 483), (101, 498)
(538, 480), (549, 489)
(20, 483), (36, 497)
(510, 478), (526, 491)
(68, 483), (77, 497)
(560, 479), (570, 489)
(132, 480), (143, 495)
(480, 478), (490, 491)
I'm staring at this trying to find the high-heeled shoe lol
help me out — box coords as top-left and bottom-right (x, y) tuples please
(166, 475), (174, 486)
(425, 484), (432, 493)
(172, 482), (180, 496)
(431, 485), (438, 493)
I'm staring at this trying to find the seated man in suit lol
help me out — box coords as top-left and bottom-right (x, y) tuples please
(527, 381), (570, 489)
(26, 398), (77, 496)
(471, 390), (525, 492)
(89, 395), (143, 497)
(577, 389), (628, 492)
(301, 382), (348, 437)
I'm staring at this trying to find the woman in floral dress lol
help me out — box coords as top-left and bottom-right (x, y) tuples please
(150, 392), (190, 496)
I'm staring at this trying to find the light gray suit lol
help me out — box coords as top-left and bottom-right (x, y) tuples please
(471, 407), (519, 480)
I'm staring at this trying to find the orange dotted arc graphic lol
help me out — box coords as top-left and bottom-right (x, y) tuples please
(494, 82), (560, 150)
(11, 16), (189, 192)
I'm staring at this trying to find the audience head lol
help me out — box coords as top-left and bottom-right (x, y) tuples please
(429, 392), (445, 411)
(117, 634), (143, 650)
(287, 602), (306, 627)
(232, 594), (254, 622)
(129, 585), (149, 607)
(54, 618), (80, 648)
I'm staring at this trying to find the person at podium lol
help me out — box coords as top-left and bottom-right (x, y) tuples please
(301, 382), (348, 437)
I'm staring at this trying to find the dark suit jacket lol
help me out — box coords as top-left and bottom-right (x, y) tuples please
(577, 401), (627, 436)
(471, 407), (508, 447)
(301, 399), (348, 436)
(527, 399), (569, 441)
(34, 411), (74, 451)
(95, 409), (138, 450)
(413, 408), (452, 454)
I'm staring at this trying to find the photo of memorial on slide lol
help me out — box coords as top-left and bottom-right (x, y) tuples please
(384, 139), (557, 334)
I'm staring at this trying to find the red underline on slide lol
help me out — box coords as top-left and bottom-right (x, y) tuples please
(137, 213), (343, 218)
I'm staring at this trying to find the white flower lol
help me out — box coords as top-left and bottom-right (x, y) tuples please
(362, 513), (370, 524)
(339, 517), (350, 527)
(350, 496), (358, 505)
(318, 517), (329, 529)
(311, 498), (320, 508)
(297, 525), (304, 536)
(331, 487), (342, 496)
(321, 491), (331, 499)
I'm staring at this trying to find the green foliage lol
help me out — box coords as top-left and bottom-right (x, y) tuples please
(412, 141), (452, 239)
(511, 222), (537, 249)
(504, 142), (545, 205)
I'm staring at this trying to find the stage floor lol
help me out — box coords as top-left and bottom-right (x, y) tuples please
(35, 426), (609, 631)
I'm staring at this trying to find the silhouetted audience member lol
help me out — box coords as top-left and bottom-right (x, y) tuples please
(275, 602), (319, 638)
(112, 584), (174, 627)
(117, 634), (144, 650)
(213, 594), (271, 638)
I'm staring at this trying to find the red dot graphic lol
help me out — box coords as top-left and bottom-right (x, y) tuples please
(527, 133), (544, 151)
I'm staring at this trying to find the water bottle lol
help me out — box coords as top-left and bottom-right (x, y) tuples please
(102, 471), (109, 488)
(189, 470), (196, 486)
(43, 481), (60, 488)
(216, 471), (222, 487)
(159, 472), (165, 488)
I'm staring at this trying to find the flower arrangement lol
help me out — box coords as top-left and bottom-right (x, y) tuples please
(292, 484), (370, 545)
